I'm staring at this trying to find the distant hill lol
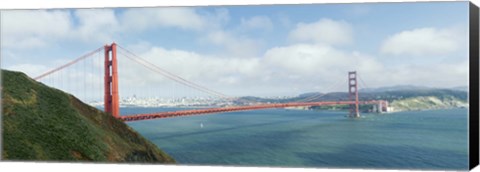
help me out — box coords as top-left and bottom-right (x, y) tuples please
(1, 70), (175, 163)
(450, 86), (468, 92)
(360, 85), (469, 93)
(359, 85), (432, 92)
(238, 86), (468, 111)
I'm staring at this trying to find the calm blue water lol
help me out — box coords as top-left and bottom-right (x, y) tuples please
(121, 108), (468, 170)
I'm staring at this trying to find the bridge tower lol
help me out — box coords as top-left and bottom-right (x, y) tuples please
(104, 43), (120, 118)
(348, 71), (360, 118)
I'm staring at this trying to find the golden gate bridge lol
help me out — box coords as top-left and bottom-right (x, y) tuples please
(34, 43), (389, 122)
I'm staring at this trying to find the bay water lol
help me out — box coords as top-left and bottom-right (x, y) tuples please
(121, 108), (468, 170)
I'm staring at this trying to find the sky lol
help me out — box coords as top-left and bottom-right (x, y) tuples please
(0, 2), (471, 99)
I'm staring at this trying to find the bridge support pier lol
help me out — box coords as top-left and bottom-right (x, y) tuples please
(380, 101), (389, 113)
(348, 71), (360, 118)
(373, 101), (389, 113)
(104, 43), (120, 118)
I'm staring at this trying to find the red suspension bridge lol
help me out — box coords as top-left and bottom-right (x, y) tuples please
(34, 43), (389, 122)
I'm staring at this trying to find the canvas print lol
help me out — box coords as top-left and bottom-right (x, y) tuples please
(0, 2), (473, 171)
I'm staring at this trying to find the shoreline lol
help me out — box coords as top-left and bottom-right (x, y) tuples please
(116, 105), (468, 114)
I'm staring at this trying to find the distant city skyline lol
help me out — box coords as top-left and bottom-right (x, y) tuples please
(1, 2), (470, 98)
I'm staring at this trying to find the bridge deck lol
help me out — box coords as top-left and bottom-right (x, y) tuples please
(119, 100), (385, 122)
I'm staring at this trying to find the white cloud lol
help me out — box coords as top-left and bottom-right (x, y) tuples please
(240, 16), (273, 30)
(73, 9), (119, 43)
(265, 44), (348, 75)
(1, 9), (120, 47)
(115, 45), (264, 96)
(264, 44), (383, 76)
(372, 60), (469, 89)
(1, 10), (72, 48)
(380, 27), (463, 56)
(288, 18), (353, 46)
(133, 47), (261, 81)
(9, 37), (48, 48)
(2, 9), (468, 97)
(263, 44), (384, 91)
(115, 43), (389, 96)
(203, 30), (263, 57)
(120, 8), (207, 31)
(5, 41), (469, 97)
(1, 8), (223, 49)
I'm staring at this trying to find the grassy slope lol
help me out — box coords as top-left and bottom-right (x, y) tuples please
(390, 96), (468, 111)
(1, 70), (174, 163)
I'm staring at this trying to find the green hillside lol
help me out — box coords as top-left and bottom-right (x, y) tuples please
(1, 70), (175, 163)
(389, 96), (468, 111)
